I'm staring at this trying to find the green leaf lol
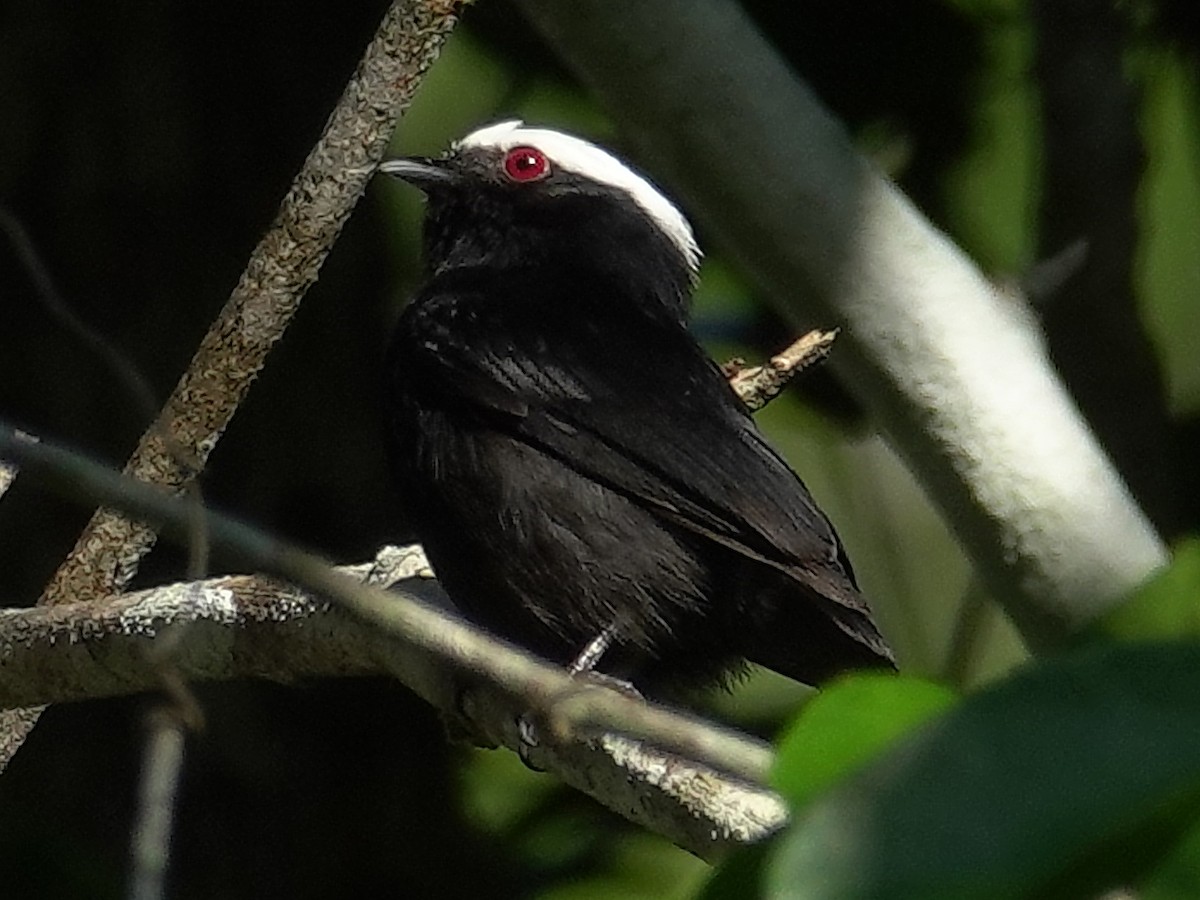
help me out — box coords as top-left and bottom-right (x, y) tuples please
(771, 674), (957, 808)
(694, 843), (770, 900)
(693, 676), (956, 900)
(1141, 815), (1200, 900)
(767, 642), (1200, 900)
(1098, 538), (1200, 641)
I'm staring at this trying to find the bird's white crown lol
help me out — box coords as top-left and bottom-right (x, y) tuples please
(457, 120), (701, 273)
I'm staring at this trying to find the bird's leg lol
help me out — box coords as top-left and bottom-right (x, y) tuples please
(517, 625), (640, 767)
(520, 626), (618, 749)
(568, 625), (617, 675)
(569, 625), (642, 699)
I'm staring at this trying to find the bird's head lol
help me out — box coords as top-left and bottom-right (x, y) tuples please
(380, 121), (701, 303)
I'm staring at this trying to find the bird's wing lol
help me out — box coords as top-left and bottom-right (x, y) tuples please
(393, 283), (880, 633)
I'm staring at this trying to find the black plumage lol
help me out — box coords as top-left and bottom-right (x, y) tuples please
(381, 122), (894, 693)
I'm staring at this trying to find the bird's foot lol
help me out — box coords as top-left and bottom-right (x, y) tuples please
(514, 666), (645, 771)
(515, 712), (547, 772)
(576, 670), (643, 700)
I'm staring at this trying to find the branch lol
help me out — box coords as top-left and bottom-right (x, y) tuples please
(0, 455), (17, 500)
(43, 0), (467, 608)
(518, 0), (1167, 648)
(0, 0), (469, 777)
(0, 424), (786, 858)
(727, 329), (837, 412)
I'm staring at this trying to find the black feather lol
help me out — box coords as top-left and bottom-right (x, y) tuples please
(383, 126), (894, 692)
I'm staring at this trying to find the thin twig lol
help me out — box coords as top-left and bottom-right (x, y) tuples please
(0, 426), (786, 857)
(0, 424), (776, 783)
(942, 577), (998, 688)
(2, 205), (212, 733)
(127, 709), (187, 900)
(4, 204), (211, 870)
(727, 329), (838, 411)
(0, 208), (165, 430)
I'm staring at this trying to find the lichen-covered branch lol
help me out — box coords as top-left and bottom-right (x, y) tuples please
(0, 461), (15, 500)
(0, 424), (786, 858)
(0, 550), (784, 855)
(0, 548), (424, 709)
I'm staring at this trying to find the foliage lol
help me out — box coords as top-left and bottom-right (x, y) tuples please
(1, 0), (1199, 897)
(699, 546), (1200, 899)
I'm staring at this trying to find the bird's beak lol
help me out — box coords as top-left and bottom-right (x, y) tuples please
(378, 156), (458, 191)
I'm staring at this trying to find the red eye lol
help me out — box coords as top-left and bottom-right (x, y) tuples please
(503, 146), (550, 182)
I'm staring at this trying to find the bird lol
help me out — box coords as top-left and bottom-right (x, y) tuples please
(379, 121), (894, 696)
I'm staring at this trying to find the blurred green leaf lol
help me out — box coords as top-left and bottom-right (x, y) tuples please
(941, 15), (1038, 273)
(459, 745), (559, 834)
(1096, 537), (1200, 641)
(771, 674), (957, 809)
(514, 79), (610, 138)
(758, 403), (1002, 678)
(392, 30), (514, 155)
(537, 831), (708, 900)
(698, 676), (955, 900)
(941, 0), (1026, 16)
(1137, 51), (1200, 416)
(1142, 815), (1200, 900)
(766, 642), (1200, 900)
(695, 842), (770, 900)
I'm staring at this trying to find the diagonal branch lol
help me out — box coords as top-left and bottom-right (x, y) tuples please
(0, 0), (469, 777)
(518, 0), (1167, 648)
(42, 0), (468, 609)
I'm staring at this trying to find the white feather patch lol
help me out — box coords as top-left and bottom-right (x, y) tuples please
(457, 120), (702, 273)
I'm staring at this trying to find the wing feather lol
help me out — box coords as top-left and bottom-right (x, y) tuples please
(393, 277), (872, 623)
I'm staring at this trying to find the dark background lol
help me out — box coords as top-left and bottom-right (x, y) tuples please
(1, 1), (1198, 897)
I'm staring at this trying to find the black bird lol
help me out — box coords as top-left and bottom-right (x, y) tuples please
(380, 121), (894, 693)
